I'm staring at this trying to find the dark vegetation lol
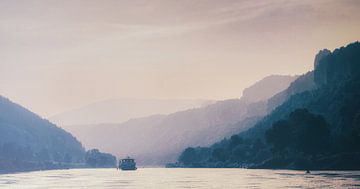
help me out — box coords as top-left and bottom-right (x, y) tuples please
(85, 149), (116, 168)
(174, 41), (360, 170)
(0, 96), (116, 173)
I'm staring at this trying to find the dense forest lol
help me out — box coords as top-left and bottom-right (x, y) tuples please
(0, 97), (116, 173)
(85, 149), (116, 168)
(173, 41), (360, 170)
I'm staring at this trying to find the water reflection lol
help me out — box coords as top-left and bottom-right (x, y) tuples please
(0, 168), (359, 189)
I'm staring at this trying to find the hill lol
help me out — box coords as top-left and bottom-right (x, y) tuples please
(0, 96), (87, 173)
(63, 75), (296, 165)
(50, 98), (213, 126)
(176, 41), (360, 170)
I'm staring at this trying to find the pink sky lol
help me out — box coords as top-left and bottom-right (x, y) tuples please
(0, 0), (359, 117)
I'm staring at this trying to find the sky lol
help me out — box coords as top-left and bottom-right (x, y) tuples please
(0, 0), (360, 117)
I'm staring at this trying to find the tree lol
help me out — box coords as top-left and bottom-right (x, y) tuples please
(212, 148), (228, 162)
(266, 109), (330, 155)
(179, 148), (196, 165)
(265, 120), (292, 153)
(229, 135), (243, 149)
(85, 149), (116, 168)
(290, 109), (330, 154)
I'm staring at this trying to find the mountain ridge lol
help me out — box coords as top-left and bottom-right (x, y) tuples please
(50, 98), (214, 126)
(175, 41), (360, 170)
(0, 95), (86, 173)
(62, 75), (297, 165)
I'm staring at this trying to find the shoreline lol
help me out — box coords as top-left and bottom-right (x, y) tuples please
(3, 167), (360, 175)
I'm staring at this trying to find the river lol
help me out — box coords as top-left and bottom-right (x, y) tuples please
(0, 168), (359, 188)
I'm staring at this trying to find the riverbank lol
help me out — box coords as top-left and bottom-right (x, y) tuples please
(167, 152), (360, 170)
(0, 158), (90, 174)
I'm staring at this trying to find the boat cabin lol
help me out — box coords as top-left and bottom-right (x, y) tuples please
(121, 158), (135, 163)
(119, 157), (137, 170)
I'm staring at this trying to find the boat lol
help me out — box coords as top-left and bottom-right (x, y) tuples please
(119, 157), (137, 170)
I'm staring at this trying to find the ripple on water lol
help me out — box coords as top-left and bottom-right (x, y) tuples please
(0, 180), (17, 185)
(0, 168), (360, 189)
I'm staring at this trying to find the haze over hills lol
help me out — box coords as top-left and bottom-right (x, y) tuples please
(50, 99), (214, 126)
(241, 75), (298, 104)
(176, 41), (360, 170)
(0, 96), (85, 173)
(63, 75), (297, 165)
(0, 96), (119, 173)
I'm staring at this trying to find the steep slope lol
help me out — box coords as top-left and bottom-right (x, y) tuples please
(177, 41), (360, 170)
(245, 41), (360, 139)
(50, 98), (213, 126)
(266, 71), (316, 112)
(0, 96), (85, 173)
(65, 75), (296, 165)
(242, 75), (298, 104)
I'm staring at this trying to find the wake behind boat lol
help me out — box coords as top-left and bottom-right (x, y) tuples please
(119, 157), (137, 170)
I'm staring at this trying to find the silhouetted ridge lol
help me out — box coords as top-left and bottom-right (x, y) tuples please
(315, 41), (360, 86)
(0, 96), (85, 173)
(63, 75), (296, 166)
(175, 41), (360, 170)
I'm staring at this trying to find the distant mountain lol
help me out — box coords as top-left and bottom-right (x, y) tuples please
(50, 98), (214, 126)
(176, 41), (360, 170)
(241, 75), (298, 104)
(64, 75), (296, 165)
(0, 96), (85, 173)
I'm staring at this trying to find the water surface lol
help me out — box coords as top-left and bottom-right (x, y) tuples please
(0, 168), (359, 188)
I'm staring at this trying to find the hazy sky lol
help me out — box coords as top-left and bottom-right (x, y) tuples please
(1, 0), (360, 117)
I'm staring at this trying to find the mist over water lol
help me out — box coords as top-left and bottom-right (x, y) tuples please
(1, 168), (359, 189)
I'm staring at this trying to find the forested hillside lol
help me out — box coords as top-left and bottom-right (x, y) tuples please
(0, 96), (115, 172)
(175, 42), (360, 170)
